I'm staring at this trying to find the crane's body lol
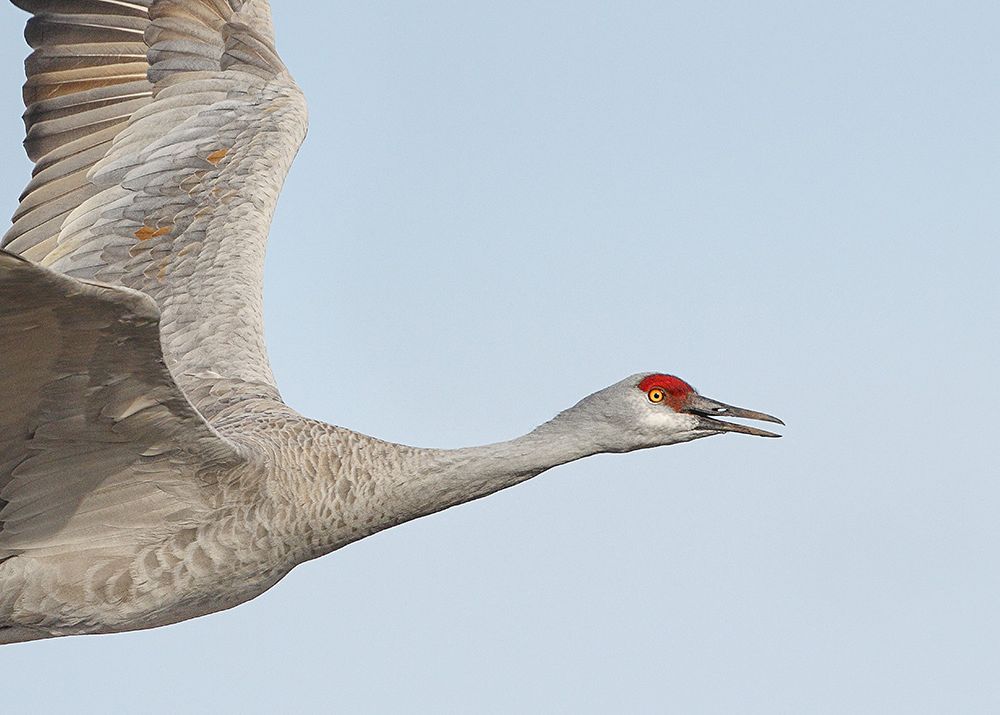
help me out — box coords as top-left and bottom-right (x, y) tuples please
(0, 0), (781, 645)
(0, 402), (448, 644)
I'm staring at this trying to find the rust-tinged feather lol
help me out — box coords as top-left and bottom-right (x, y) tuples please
(206, 148), (228, 165)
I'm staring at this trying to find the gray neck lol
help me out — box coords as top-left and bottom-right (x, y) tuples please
(388, 410), (616, 522)
(282, 408), (621, 559)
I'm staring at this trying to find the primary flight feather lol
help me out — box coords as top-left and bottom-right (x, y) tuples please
(0, 0), (781, 645)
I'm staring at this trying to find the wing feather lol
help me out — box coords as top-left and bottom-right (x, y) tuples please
(0, 250), (243, 557)
(3, 0), (304, 419)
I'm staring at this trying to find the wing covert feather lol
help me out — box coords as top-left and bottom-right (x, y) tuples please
(3, 0), (305, 418)
(0, 250), (243, 558)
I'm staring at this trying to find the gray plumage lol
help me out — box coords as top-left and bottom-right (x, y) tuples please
(0, 0), (782, 645)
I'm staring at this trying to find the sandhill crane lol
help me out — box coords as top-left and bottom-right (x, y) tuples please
(0, 0), (782, 645)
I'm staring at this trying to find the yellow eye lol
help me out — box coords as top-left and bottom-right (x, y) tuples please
(647, 388), (665, 403)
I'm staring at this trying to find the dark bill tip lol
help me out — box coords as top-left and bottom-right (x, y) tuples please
(684, 393), (784, 437)
(696, 416), (783, 438)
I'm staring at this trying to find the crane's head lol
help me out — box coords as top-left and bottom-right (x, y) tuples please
(563, 372), (783, 451)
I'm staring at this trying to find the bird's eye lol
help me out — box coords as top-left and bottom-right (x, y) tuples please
(647, 388), (665, 404)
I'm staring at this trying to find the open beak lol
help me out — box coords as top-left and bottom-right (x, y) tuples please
(683, 394), (784, 438)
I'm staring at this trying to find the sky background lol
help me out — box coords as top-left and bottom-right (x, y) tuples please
(1, 1), (999, 712)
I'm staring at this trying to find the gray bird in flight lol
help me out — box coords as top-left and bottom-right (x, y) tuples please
(0, 0), (782, 645)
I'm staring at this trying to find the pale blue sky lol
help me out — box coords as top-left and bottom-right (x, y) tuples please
(1, 1), (998, 713)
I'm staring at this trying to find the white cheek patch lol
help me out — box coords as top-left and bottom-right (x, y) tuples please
(642, 409), (689, 432)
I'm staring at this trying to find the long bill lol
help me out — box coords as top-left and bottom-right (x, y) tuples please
(683, 394), (784, 438)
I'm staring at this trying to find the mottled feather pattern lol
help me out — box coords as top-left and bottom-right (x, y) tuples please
(0, 0), (440, 644)
(0, 250), (407, 639)
(0, 0), (779, 644)
(0, 0), (319, 642)
(8, 0), (307, 418)
(0, 251), (235, 553)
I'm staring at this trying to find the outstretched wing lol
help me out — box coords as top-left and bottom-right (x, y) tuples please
(0, 250), (242, 558)
(3, 0), (308, 419)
